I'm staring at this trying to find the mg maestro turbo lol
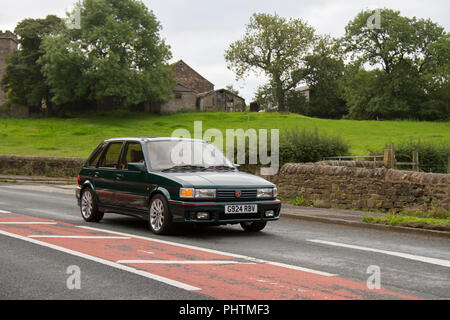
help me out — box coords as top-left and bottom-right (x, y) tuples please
(76, 138), (281, 234)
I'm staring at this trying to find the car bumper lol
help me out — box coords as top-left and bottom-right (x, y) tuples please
(168, 199), (281, 224)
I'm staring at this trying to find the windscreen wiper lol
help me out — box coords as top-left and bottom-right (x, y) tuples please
(161, 165), (206, 172)
(202, 165), (237, 171)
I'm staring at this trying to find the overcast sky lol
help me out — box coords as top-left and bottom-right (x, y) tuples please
(1, 0), (448, 102)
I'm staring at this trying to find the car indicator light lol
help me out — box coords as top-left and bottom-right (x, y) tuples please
(180, 188), (194, 198)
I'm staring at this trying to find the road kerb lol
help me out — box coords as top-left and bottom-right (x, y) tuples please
(281, 212), (450, 239)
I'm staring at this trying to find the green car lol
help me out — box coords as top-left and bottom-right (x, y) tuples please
(76, 137), (281, 234)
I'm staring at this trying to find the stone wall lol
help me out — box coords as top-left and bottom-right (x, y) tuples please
(269, 163), (449, 211)
(0, 155), (85, 178)
(1, 155), (448, 212)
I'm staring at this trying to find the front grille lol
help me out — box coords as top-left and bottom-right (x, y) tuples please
(217, 189), (257, 201)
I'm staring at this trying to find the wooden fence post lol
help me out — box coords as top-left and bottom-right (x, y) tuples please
(448, 157), (450, 174)
(412, 152), (419, 172)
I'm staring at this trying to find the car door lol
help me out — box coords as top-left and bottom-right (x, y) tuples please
(114, 142), (149, 211)
(94, 141), (124, 206)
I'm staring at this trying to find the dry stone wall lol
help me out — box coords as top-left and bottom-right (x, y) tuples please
(269, 163), (449, 211)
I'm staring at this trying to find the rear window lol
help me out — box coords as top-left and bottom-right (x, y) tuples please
(98, 142), (123, 169)
(87, 144), (107, 168)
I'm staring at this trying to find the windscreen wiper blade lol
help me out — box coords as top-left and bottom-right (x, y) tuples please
(161, 165), (207, 172)
(202, 165), (236, 171)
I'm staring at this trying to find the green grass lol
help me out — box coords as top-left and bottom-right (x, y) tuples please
(0, 112), (449, 158)
(363, 209), (450, 231)
(363, 215), (450, 231)
(287, 195), (312, 207)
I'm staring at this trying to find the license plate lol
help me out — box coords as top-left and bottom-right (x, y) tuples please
(225, 204), (258, 214)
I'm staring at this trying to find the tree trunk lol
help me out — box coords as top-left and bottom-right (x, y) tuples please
(275, 78), (285, 112)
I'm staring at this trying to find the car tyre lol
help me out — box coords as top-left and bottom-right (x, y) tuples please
(240, 221), (267, 232)
(149, 194), (173, 235)
(80, 188), (104, 223)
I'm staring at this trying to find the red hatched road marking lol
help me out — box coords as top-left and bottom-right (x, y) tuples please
(0, 211), (419, 300)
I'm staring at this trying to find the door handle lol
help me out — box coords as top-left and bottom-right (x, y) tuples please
(94, 172), (100, 178)
(115, 174), (124, 180)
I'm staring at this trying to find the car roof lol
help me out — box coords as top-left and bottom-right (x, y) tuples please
(104, 137), (208, 143)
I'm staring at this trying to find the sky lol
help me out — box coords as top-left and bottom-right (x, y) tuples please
(1, 0), (449, 102)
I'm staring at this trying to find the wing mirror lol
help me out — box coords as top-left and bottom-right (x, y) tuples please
(128, 162), (147, 173)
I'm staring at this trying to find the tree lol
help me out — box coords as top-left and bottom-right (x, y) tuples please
(342, 8), (449, 120)
(1, 15), (65, 113)
(39, 0), (175, 110)
(225, 13), (316, 112)
(301, 36), (347, 119)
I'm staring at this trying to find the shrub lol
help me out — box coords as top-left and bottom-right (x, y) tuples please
(394, 139), (450, 173)
(279, 128), (349, 165)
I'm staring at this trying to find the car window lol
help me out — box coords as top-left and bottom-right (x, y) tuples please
(98, 142), (123, 169)
(87, 143), (107, 168)
(121, 143), (145, 170)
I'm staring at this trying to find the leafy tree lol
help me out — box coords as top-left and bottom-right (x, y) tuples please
(1, 15), (65, 113)
(342, 8), (449, 120)
(225, 13), (316, 112)
(39, 0), (175, 110)
(301, 37), (347, 119)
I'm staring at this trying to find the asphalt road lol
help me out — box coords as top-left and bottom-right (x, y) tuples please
(0, 183), (448, 300)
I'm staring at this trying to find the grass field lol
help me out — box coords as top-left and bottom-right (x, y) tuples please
(0, 112), (449, 158)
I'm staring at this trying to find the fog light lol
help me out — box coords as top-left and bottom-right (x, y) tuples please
(265, 210), (275, 218)
(196, 212), (210, 220)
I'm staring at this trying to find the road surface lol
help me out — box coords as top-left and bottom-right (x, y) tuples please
(0, 183), (448, 300)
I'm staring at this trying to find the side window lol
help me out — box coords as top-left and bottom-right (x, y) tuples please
(121, 143), (145, 170)
(87, 144), (107, 168)
(98, 143), (123, 169)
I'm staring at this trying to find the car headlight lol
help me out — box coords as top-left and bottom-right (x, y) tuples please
(257, 188), (276, 199)
(195, 189), (216, 199)
(180, 188), (216, 199)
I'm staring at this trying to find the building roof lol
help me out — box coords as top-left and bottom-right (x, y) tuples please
(171, 59), (214, 86)
(295, 84), (310, 92)
(198, 88), (245, 101)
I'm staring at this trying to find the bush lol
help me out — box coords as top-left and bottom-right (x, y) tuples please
(394, 139), (450, 173)
(279, 128), (349, 165)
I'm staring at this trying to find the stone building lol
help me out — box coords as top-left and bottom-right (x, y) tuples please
(160, 59), (245, 114)
(159, 83), (197, 113)
(197, 89), (245, 112)
(294, 84), (310, 101)
(0, 31), (18, 106)
(171, 60), (214, 94)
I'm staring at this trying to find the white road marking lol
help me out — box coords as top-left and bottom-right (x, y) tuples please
(309, 240), (450, 268)
(78, 226), (337, 277)
(0, 210), (11, 214)
(117, 260), (255, 265)
(0, 229), (200, 291)
(28, 235), (131, 239)
(138, 250), (154, 255)
(0, 222), (57, 225)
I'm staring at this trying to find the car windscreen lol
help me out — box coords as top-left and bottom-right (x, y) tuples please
(145, 140), (234, 171)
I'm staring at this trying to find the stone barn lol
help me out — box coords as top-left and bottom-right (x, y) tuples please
(197, 89), (245, 112)
(159, 83), (197, 113)
(158, 59), (246, 114)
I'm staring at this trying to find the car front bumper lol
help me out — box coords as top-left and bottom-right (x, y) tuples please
(168, 199), (282, 224)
